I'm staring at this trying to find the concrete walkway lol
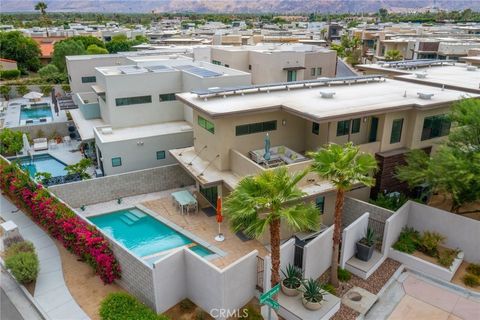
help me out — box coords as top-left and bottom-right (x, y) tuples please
(1, 195), (90, 320)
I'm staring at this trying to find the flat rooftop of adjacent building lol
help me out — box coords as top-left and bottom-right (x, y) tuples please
(357, 63), (480, 93)
(177, 78), (476, 121)
(94, 121), (192, 143)
(211, 44), (333, 53)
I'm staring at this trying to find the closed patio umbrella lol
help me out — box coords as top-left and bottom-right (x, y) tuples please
(22, 133), (31, 154)
(264, 132), (271, 161)
(215, 196), (225, 242)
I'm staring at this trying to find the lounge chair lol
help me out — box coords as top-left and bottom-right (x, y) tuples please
(33, 138), (48, 151)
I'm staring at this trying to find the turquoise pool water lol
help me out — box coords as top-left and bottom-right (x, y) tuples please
(20, 104), (53, 120)
(89, 208), (214, 258)
(18, 154), (67, 178)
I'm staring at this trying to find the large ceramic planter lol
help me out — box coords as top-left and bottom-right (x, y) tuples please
(281, 281), (300, 297)
(302, 295), (323, 310)
(356, 242), (374, 261)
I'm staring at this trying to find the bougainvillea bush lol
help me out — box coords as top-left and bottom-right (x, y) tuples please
(0, 159), (121, 284)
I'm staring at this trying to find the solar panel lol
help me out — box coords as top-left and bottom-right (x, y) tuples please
(382, 59), (456, 69)
(190, 75), (384, 97)
(145, 65), (173, 73)
(175, 65), (223, 78)
(118, 66), (148, 74)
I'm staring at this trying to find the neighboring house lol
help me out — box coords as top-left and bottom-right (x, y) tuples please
(31, 36), (67, 64)
(69, 55), (251, 176)
(172, 76), (477, 225)
(194, 44), (337, 84)
(0, 58), (18, 71)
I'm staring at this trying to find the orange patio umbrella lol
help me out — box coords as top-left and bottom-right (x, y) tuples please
(215, 196), (225, 242)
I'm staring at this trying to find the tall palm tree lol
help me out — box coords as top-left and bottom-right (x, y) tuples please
(309, 142), (377, 287)
(34, 2), (49, 37)
(224, 167), (319, 291)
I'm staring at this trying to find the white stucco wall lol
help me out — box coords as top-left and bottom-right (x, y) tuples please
(263, 238), (295, 292)
(303, 225), (334, 280)
(381, 202), (410, 254)
(340, 212), (369, 268)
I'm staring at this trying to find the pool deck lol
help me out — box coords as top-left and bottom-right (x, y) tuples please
(79, 190), (269, 268)
(2, 97), (67, 128)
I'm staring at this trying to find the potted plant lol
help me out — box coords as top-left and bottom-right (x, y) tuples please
(356, 227), (376, 261)
(301, 278), (326, 310)
(281, 264), (302, 296)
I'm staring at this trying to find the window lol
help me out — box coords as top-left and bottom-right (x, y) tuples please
(156, 151), (166, 160)
(81, 76), (96, 83)
(248, 64), (252, 70)
(421, 114), (451, 141)
(224, 64), (229, 68)
(390, 118), (404, 144)
(312, 122), (320, 135)
(337, 119), (360, 136)
(310, 68), (316, 76)
(287, 70), (297, 82)
(111, 157), (122, 167)
(115, 95), (152, 107)
(159, 93), (176, 102)
(212, 60), (221, 65)
(336, 120), (350, 136)
(315, 196), (325, 214)
(198, 116), (215, 134)
(316, 67), (322, 76)
(235, 120), (277, 136)
(351, 118), (361, 134)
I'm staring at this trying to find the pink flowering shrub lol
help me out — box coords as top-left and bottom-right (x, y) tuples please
(0, 160), (121, 284)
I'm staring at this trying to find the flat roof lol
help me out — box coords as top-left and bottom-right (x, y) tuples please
(69, 109), (105, 141)
(177, 79), (476, 121)
(95, 121), (192, 143)
(357, 63), (480, 93)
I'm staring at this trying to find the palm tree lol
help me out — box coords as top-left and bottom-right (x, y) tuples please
(224, 167), (319, 291)
(385, 49), (403, 61)
(34, 2), (48, 36)
(308, 143), (377, 287)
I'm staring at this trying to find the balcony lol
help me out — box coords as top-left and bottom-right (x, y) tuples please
(73, 92), (100, 120)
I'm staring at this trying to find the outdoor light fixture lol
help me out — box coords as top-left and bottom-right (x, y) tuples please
(282, 119), (287, 126)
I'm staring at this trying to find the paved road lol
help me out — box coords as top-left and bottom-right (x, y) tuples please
(1, 288), (24, 320)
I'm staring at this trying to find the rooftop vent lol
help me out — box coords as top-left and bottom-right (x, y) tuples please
(319, 90), (336, 98)
(101, 127), (113, 134)
(415, 72), (428, 79)
(417, 92), (434, 100)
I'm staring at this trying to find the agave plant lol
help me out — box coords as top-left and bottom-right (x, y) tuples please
(301, 278), (326, 303)
(361, 227), (376, 247)
(281, 264), (303, 289)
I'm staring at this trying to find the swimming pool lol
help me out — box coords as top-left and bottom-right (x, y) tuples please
(88, 208), (214, 259)
(20, 104), (53, 120)
(17, 154), (68, 178)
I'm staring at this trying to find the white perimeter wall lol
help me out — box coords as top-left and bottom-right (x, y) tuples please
(340, 212), (369, 268)
(263, 238), (295, 292)
(382, 202), (410, 254)
(407, 202), (480, 263)
(303, 226), (334, 280)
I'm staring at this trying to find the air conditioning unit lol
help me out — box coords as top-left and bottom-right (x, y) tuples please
(417, 92), (434, 100)
(319, 90), (336, 98)
(415, 72), (427, 79)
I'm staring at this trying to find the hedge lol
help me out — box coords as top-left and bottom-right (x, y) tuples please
(100, 292), (170, 320)
(0, 69), (21, 80)
(0, 158), (121, 284)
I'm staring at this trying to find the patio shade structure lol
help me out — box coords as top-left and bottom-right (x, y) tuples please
(264, 132), (271, 161)
(23, 91), (43, 101)
(215, 196), (225, 242)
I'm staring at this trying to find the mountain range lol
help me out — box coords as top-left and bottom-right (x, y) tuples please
(1, 0), (479, 13)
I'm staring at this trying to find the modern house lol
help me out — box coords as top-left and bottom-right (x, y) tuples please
(172, 76), (476, 226)
(68, 56), (251, 176)
(193, 44), (337, 84)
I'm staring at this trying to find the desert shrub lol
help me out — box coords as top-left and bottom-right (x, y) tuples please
(462, 274), (480, 287)
(418, 231), (445, 257)
(0, 69), (21, 80)
(393, 227), (420, 254)
(466, 263), (480, 277)
(240, 305), (263, 320)
(337, 267), (351, 282)
(370, 193), (409, 211)
(179, 298), (195, 312)
(321, 283), (337, 295)
(5, 251), (39, 284)
(99, 292), (170, 320)
(3, 235), (25, 249)
(5, 240), (35, 259)
(437, 248), (461, 268)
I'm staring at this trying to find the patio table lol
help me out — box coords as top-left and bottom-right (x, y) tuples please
(171, 190), (198, 215)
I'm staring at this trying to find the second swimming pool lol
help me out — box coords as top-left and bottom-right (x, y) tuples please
(88, 208), (214, 259)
